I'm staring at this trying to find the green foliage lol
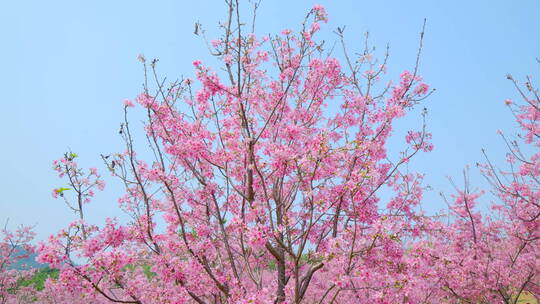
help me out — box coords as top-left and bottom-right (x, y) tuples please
(18, 268), (59, 291)
(141, 264), (157, 279)
(267, 259), (276, 270)
(55, 187), (71, 194)
(68, 152), (78, 160)
(123, 263), (156, 279)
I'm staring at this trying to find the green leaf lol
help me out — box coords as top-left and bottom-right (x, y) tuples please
(55, 187), (71, 194)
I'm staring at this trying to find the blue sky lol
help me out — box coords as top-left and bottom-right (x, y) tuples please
(1, 0), (538, 241)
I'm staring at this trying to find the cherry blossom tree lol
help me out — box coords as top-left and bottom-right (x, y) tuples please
(0, 224), (37, 304)
(34, 2), (435, 303)
(416, 71), (540, 303)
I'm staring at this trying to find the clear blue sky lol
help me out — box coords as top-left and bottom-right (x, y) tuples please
(1, 0), (538, 241)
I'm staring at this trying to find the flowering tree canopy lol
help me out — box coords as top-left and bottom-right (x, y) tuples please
(419, 73), (540, 303)
(1, 2), (538, 304)
(0, 225), (37, 304)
